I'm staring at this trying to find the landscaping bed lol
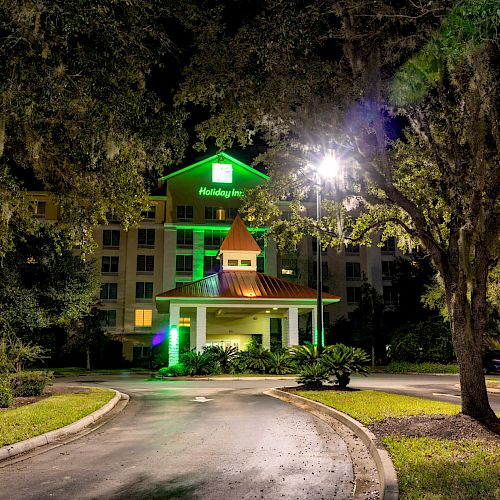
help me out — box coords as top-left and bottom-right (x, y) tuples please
(293, 389), (500, 499)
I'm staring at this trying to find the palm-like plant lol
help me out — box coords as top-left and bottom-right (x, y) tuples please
(322, 344), (370, 389)
(297, 363), (330, 389)
(267, 352), (295, 375)
(204, 345), (238, 373)
(289, 342), (321, 367)
(181, 351), (213, 376)
(245, 345), (271, 373)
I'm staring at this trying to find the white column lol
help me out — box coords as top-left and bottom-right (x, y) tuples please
(311, 307), (317, 344)
(168, 304), (180, 366)
(196, 306), (207, 352)
(287, 307), (299, 346)
(190, 314), (197, 350)
(281, 317), (288, 348)
(262, 316), (271, 350)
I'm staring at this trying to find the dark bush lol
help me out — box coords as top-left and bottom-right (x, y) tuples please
(9, 370), (54, 397)
(0, 378), (13, 408)
(389, 318), (455, 363)
(297, 363), (330, 389)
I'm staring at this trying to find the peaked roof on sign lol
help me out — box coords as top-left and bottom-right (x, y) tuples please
(159, 152), (269, 181)
(220, 215), (262, 253)
(156, 271), (341, 303)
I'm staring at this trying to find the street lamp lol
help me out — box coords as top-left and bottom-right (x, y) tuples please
(315, 151), (339, 350)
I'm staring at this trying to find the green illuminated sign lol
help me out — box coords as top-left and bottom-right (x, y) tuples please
(212, 163), (233, 183)
(198, 186), (244, 198)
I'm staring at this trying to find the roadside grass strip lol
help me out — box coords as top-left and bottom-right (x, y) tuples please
(295, 390), (460, 424)
(296, 390), (499, 500)
(0, 388), (115, 447)
(486, 378), (500, 390)
(384, 437), (500, 500)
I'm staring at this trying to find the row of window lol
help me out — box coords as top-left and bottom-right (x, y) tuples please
(102, 229), (155, 249)
(176, 228), (265, 249)
(176, 205), (238, 221)
(101, 255), (154, 274)
(176, 255), (265, 274)
(100, 282), (154, 300)
(101, 309), (153, 328)
(106, 206), (156, 223)
(281, 260), (396, 280)
(311, 238), (396, 255)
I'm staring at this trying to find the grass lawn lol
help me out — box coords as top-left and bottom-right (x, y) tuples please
(296, 390), (500, 500)
(0, 388), (115, 447)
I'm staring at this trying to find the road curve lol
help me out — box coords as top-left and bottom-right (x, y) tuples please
(0, 378), (355, 500)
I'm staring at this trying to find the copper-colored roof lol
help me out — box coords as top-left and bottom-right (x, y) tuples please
(219, 215), (262, 253)
(156, 271), (341, 302)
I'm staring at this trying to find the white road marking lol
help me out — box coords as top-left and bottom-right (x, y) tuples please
(191, 396), (214, 403)
(432, 392), (461, 398)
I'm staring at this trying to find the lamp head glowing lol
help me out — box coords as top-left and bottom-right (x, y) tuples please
(318, 151), (340, 179)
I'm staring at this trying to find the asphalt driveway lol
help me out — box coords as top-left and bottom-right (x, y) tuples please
(0, 376), (355, 500)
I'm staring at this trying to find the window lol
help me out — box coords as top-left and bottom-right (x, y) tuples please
(103, 230), (120, 248)
(100, 310), (117, 327)
(346, 286), (361, 304)
(136, 282), (153, 300)
(141, 205), (156, 220)
(176, 205), (193, 221)
(105, 212), (120, 223)
(228, 259), (238, 266)
(138, 229), (155, 248)
(135, 309), (152, 327)
(257, 256), (265, 273)
(205, 206), (218, 220)
(176, 255), (193, 272)
(383, 286), (396, 304)
(345, 243), (360, 255)
(204, 229), (225, 247)
(381, 236), (396, 254)
(100, 283), (118, 300)
(33, 201), (46, 218)
(281, 258), (296, 276)
(101, 256), (119, 273)
(346, 262), (361, 280)
(382, 260), (396, 279)
(137, 255), (154, 273)
(241, 259), (251, 266)
(176, 228), (193, 246)
(179, 317), (191, 327)
(228, 208), (238, 220)
(204, 256), (220, 276)
(133, 345), (151, 361)
(176, 281), (189, 288)
(312, 261), (329, 278)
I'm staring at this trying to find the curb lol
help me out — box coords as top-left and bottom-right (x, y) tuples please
(0, 389), (129, 462)
(267, 388), (399, 500)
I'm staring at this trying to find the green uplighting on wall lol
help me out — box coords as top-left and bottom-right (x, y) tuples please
(168, 326), (179, 366)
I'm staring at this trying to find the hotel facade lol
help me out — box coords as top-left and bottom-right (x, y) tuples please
(32, 152), (399, 362)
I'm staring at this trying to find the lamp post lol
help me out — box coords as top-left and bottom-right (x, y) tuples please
(315, 152), (339, 351)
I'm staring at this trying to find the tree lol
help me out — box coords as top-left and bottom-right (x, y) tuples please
(0, 226), (100, 346)
(178, 1), (500, 426)
(0, 0), (188, 256)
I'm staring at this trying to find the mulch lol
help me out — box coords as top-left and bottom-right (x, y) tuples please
(369, 413), (500, 441)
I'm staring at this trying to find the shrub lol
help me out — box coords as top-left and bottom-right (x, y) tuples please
(297, 363), (330, 389)
(267, 352), (295, 375)
(0, 378), (13, 408)
(158, 363), (187, 377)
(203, 345), (238, 373)
(9, 370), (54, 397)
(322, 344), (370, 389)
(245, 345), (271, 373)
(387, 362), (459, 374)
(289, 342), (321, 367)
(0, 334), (48, 374)
(389, 319), (455, 363)
(181, 351), (213, 376)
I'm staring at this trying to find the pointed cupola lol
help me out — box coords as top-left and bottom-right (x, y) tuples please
(218, 215), (262, 271)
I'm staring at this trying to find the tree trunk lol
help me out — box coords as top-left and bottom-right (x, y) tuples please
(446, 278), (498, 425)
